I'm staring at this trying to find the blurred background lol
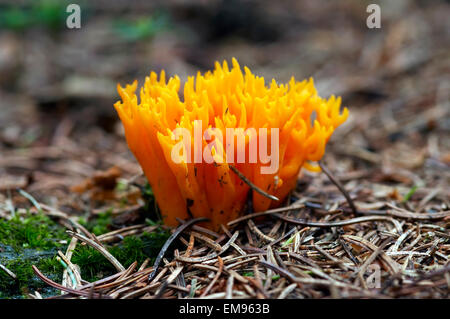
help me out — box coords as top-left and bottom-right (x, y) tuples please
(0, 0), (449, 300)
(0, 0), (449, 211)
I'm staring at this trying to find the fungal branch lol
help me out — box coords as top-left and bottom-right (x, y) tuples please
(114, 58), (348, 230)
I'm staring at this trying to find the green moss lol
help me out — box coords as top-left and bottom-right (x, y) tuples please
(0, 213), (68, 250)
(70, 246), (112, 282)
(402, 185), (418, 203)
(0, 0), (72, 31)
(71, 228), (170, 282)
(0, 208), (170, 298)
(112, 12), (170, 41)
(272, 274), (280, 281)
(0, 213), (68, 298)
(0, 252), (63, 298)
(140, 229), (171, 259)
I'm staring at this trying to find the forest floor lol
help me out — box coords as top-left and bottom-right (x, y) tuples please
(0, 0), (449, 298)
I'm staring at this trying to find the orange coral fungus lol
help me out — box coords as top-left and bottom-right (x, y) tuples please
(114, 58), (348, 230)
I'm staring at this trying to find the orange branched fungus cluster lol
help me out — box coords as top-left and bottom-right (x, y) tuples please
(114, 58), (348, 230)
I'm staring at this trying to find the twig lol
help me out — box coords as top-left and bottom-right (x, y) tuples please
(273, 213), (402, 231)
(17, 189), (42, 212)
(338, 231), (359, 266)
(190, 231), (222, 251)
(227, 203), (305, 226)
(354, 238), (393, 285)
(200, 256), (224, 297)
(67, 230), (125, 272)
(116, 261), (138, 281)
(229, 165), (279, 201)
(259, 260), (298, 283)
(32, 265), (107, 298)
(176, 231), (239, 263)
(61, 236), (78, 293)
(247, 220), (275, 243)
(226, 274), (234, 299)
(314, 245), (349, 271)
(386, 204), (450, 220)
(56, 257), (77, 289)
(265, 226), (297, 248)
(0, 263), (17, 279)
(148, 217), (209, 282)
(154, 266), (184, 299)
(341, 235), (399, 274)
(319, 161), (357, 215)
(277, 283), (297, 299)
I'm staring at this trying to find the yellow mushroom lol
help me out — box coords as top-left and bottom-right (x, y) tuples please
(114, 58), (348, 231)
